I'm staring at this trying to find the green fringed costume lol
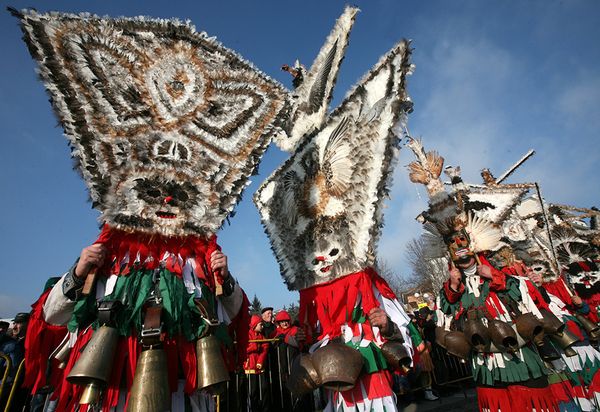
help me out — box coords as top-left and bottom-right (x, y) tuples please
(437, 254), (557, 412)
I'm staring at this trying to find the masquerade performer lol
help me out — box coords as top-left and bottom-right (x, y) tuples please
(518, 257), (600, 412)
(408, 138), (559, 412)
(12, 8), (289, 411)
(446, 163), (600, 411)
(255, 13), (415, 408)
(502, 204), (600, 410)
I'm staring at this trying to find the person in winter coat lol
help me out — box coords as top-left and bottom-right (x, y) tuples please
(274, 310), (305, 348)
(245, 314), (271, 411)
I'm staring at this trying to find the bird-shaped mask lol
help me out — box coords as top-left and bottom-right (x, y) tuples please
(255, 40), (413, 290)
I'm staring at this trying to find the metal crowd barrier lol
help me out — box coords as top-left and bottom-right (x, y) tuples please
(0, 353), (11, 404)
(430, 345), (472, 387)
(217, 338), (321, 412)
(0, 353), (26, 412)
(1, 344), (473, 411)
(215, 341), (473, 411)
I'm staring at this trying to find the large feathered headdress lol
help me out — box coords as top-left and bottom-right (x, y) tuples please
(12, 9), (289, 237)
(275, 6), (358, 152)
(255, 39), (413, 291)
(407, 139), (502, 261)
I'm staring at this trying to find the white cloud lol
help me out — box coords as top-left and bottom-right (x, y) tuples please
(0, 294), (31, 319)
(555, 72), (600, 131)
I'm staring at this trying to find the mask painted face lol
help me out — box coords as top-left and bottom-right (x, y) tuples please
(306, 242), (342, 277)
(15, 11), (288, 238)
(527, 265), (544, 286)
(447, 230), (474, 264)
(568, 262), (600, 297)
(107, 172), (212, 237)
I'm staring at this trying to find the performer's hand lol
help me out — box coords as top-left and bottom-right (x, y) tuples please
(210, 250), (229, 278)
(528, 271), (542, 286)
(477, 264), (493, 279)
(368, 307), (389, 331)
(75, 244), (107, 279)
(295, 328), (306, 342)
(256, 363), (262, 370)
(449, 266), (462, 290)
(572, 295), (583, 307)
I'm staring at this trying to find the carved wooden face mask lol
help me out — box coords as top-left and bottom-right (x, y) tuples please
(447, 229), (474, 264)
(14, 9), (289, 237)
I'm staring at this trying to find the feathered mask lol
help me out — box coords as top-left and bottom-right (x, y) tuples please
(408, 139), (502, 262)
(422, 212), (503, 262)
(275, 6), (358, 152)
(255, 40), (413, 291)
(13, 9), (289, 237)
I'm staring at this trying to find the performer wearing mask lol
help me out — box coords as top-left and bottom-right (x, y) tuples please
(408, 138), (558, 412)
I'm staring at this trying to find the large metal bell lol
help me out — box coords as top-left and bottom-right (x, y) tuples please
(196, 335), (230, 394)
(488, 320), (519, 352)
(67, 325), (119, 405)
(463, 319), (491, 352)
(435, 327), (450, 349)
(128, 347), (171, 412)
(444, 331), (472, 360)
(287, 353), (321, 396)
(574, 313), (600, 341)
(515, 313), (545, 344)
(312, 341), (364, 392)
(550, 328), (579, 357)
(537, 338), (561, 362)
(539, 309), (565, 335)
(380, 341), (412, 372)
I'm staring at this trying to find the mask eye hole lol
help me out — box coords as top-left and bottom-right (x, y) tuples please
(171, 187), (189, 202)
(147, 189), (161, 198)
(312, 258), (319, 266)
(450, 239), (456, 244)
(330, 248), (339, 256)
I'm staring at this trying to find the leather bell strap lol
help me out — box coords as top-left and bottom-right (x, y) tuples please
(141, 305), (163, 347)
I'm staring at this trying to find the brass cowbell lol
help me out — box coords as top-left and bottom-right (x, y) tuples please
(575, 313), (600, 340)
(67, 325), (119, 405)
(196, 335), (230, 394)
(128, 347), (171, 412)
(550, 328), (579, 357)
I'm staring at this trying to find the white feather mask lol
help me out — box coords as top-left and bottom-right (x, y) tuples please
(13, 9), (289, 237)
(255, 40), (413, 290)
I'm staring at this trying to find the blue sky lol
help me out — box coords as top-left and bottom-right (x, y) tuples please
(1, 0), (599, 317)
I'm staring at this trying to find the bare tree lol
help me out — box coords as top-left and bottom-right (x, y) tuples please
(375, 258), (418, 297)
(404, 237), (448, 293)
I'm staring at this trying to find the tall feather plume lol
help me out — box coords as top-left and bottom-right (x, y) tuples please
(275, 6), (359, 152)
(465, 212), (503, 253)
(552, 225), (593, 265)
(407, 138), (445, 197)
(13, 9), (289, 237)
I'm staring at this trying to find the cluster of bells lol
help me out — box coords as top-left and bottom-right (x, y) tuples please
(436, 309), (600, 361)
(62, 325), (230, 410)
(287, 338), (411, 396)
